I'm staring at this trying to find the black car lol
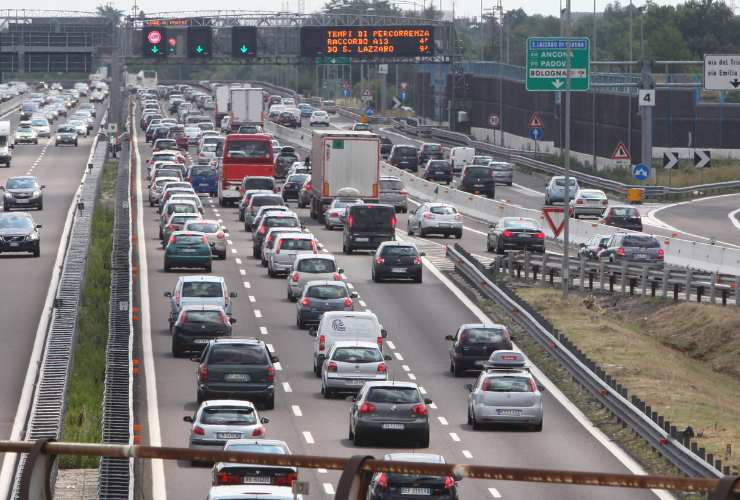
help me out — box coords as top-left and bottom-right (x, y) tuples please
(380, 136), (393, 159)
(171, 305), (234, 357)
(388, 145), (419, 171)
(487, 217), (545, 254)
(367, 453), (459, 500)
(282, 173), (310, 201)
(459, 165), (495, 198)
(0, 212), (41, 257)
(602, 206), (643, 232)
(277, 111), (299, 128)
(372, 241), (424, 283)
(446, 323), (513, 376)
(194, 338), (278, 409)
(418, 142), (443, 164)
(342, 204), (396, 254)
(274, 147), (299, 179)
(54, 126), (78, 146)
(578, 234), (610, 260)
(422, 160), (453, 184)
(2, 176), (45, 211)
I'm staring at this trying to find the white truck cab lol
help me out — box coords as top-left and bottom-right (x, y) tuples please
(0, 121), (14, 167)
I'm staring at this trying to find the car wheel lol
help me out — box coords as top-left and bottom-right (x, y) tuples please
(418, 432), (430, 448)
(314, 360), (322, 377)
(171, 340), (184, 358)
(263, 395), (275, 410)
(353, 429), (364, 447)
(532, 421), (543, 432)
(268, 265), (276, 278)
(348, 423), (355, 441)
(287, 290), (297, 302)
(455, 231), (463, 239)
(204, 262), (212, 273)
(322, 385), (333, 399)
(443, 233), (450, 239)
(472, 411), (481, 430)
(33, 244), (40, 258)
(407, 223), (413, 236)
(419, 227), (426, 237)
(372, 268), (381, 283)
(453, 361), (463, 377)
(149, 200), (155, 207)
(467, 407), (473, 425)
(3, 204), (8, 212)
(38, 202), (43, 210)
(414, 272), (422, 284)
(196, 389), (207, 405)
(261, 258), (267, 267)
(164, 261), (171, 272)
(238, 212), (244, 222)
(297, 316), (305, 329)
(343, 243), (352, 255)
(496, 240), (504, 255)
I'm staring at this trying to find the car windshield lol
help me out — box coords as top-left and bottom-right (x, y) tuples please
(428, 161), (450, 169)
(31, 119), (47, 126)
(466, 167), (493, 177)
(185, 222), (219, 233)
(6, 178), (37, 189)
(622, 235), (660, 248)
(287, 174), (309, 184)
(174, 234), (205, 245)
(244, 179), (274, 190)
(157, 140), (176, 148)
(181, 281), (222, 298)
(200, 144), (217, 152)
(382, 246), (417, 257)
(0, 215), (33, 230)
(265, 217), (299, 228)
(279, 238), (314, 251)
(307, 285), (347, 299)
(58, 127), (75, 133)
(491, 163), (512, 171)
(333, 347), (382, 363)
(183, 310), (223, 324)
(503, 219), (539, 230)
(423, 144), (441, 152)
(380, 179), (403, 191)
(227, 443), (286, 454)
(209, 346), (268, 364)
(367, 387), (421, 404)
(580, 191), (606, 199)
(297, 258), (335, 273)
(611, 207), (639, 217)
(227, 140), (270, 159)
(484, 376), (533, 393)
(429, 205), (456, 215)
(200, 407), (256, 426)
(189, 166), (215, 176)
(154, 154), (176, 162)
(555, 178), (578, 186)
(473, 156), (492, 165)
(461, 328), (507, 343)
(17, 126), (32, 132)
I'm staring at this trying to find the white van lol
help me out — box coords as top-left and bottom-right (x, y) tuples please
(449, 146), (475, 174)
(0, 120), (13, 167)
(309, 311), (387, 376)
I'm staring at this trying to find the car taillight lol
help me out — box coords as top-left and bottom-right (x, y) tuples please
(377, 336), (383, 349)
(414, 256), (422, 265)
(168, 236), (176, 245)
(201, 235), (209, 244)
(502, 229), (513, 238)
(318, 335), (326, 351)
(252, 426), (265, 437)
(330, 212), (339, 218)
(305, 182), (312, 191)
(327, 361), (337, 372)
(576, 199), (584, 204)
(657, 249), (665, 259)
(377, 362), (386, 373)
(167, 224), (177, 231)
(528, 378), (538, 392)
(359, 402), (376, 414)
(216, 231), (225, 239)
(343, 297), (353, 308)
(192, 425), (205, 436)
(391, 215), (397, 228)
(481, 379), (491, 391)
(198, 364), (208, 381)
(534, 232), (545, 239)
(187, 177), (192, 183)
(216, 472), (240, 485)
(375, 257), (385, 265)
(376, 472), (389, 489)
(616, 247), (625, 256)
(602, 199), (609, 205)
(300, 298), (311, 308)
(259, 226), (267, 234)
(423, 212), (433, 219)
(266, 366), (275, 382)
(443, 476), (456, 489)
(347, 215), (353, 229)
(411, 404), (428, 416)
(291, 272), (300, 282)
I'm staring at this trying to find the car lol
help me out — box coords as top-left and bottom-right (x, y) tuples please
(160, 186), (196, 210)
(153, 138), (178, 152)
(352, 122), (371, 132)
(366, 453), (459, 500)
(372, 241), (424, 283)
(207, 485), (299, 500)
(253, 213), (302, 258)
(0, 212), (41, 257)
(158, 200), (198, 235)
(183, 219), (227, 260)
(489, 161), (514, 186)
(578, 234), (610, 260)
(165, 275), (236, 328)
(445, 323), (513, 376)
(164, 230), (212, 272)
(601, 205), (643, 232)
(324, 197), (364, 230)
(236, 124), (263, 134)
(378, 176), (408, 213)
(569, 189), (608, 218)
(30, 117), (51, 138)
(66, 119), (88, 137)
(244, 194), (286, 232)
(545, 175), (580, 205)
(281, 173), (309, 201)
(287, 254), (343, 302)
(388, 145), (419, 171)
(2, 176), (44, 211)
(466, 350), (543, 431)
(458, 164), (495, 198)
(54, 125), (78, 146)
(321, 340), (389, 398)
(168, 192), (204, 213)
(14, 124), (38, 144)
(260, 227), (304, 268)
(211, 439), (297, 488)
(421, 159), (453, 184)
(274, 147), (299, 179)
(239, 176), (276, 195)
(194, 338), (278, 408)
(418, 142), (443, 164)
(184, 400), (270, 461)
(238, 189), (272, 222)
(161, 212), (202, 245)
(349, 381), (431, 447)
(296, 280), (355, 329)
(379, 136), (393, 159)
(321, 99), (337, 113)
(268, 233), (318, 277)
(171, 305), (234, 357)
(309, 110), (330, 126)
(342, 203), (396, 254)
(277, 111), (300, 128)
(252, 206), (291, 236)
(407, 202), (463, 239)
(287, 162), (310, 177)
(486, 217), (545, 254)
(188, 164), (219, 196)
(298, 103), (313, 117)
(598, 233), (664, 267)
(184, 125), (203, 145)
(297, 177), (312, 209)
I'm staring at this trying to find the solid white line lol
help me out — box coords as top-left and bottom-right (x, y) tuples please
(259, 326), (269, 335)
(488, 487), (502, 498)
(728, 208), (740, 231)
(254, 309), (262, 318)
(438, 416), (449, 425)
(323, 483), (335, 495)
(449, 432), (461, 442)
(282, 382), (292, 393)
(394, 352), (404, 361)
(462, 450), (473, 459)
(302, 431), (314, 444)
(386, 340), (396, 350)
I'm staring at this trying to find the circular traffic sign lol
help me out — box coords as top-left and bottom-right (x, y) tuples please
(147, 30), (162, 45)
(167, 37), (177, 47)
(488, 113), (500, 128)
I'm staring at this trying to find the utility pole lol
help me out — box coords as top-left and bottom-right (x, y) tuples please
(640, 59), (654, 174)
(591, 0), (597, 169)
(497, 0), (504, 146)
(628, 0), (633, 153)
(562, 0), (572, 298)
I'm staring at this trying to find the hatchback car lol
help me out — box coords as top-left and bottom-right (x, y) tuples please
(158, 200), (199, 237)
(367, 453), (459, 500)
(422, 160), (453, 184)
(324, 197), (364, 229)
(569, 189), (608, 218)
(599, 233), (664, 267)
(309, 110), (330, 126)
(379, 176), (408, 213)
(372, 241), (424, 283)
(349, 381), (432, 447)
(268, 233), (318, 277)
(287, 254), (343, 302)
(171, 304), (234, 357)
(486, 217), (545, 254)
(297, 177), (312, 209)
(2, 176), (45, 211)
(0, 212), (41, 257)
(212, 439), (297, 488)
(164, 230), (212, 272)
(183, 219), (227, 260)
(260, 227), (303, 268)
(601, 205), (643, 232)
(343, 204), (396, 254)
(281, 173), (310, 201)
(446, 323), (513, 376)
(296, 280), (356, 329)
(188, 164), (219, 196)
(194, 338), (278, 408)
(578, 234), (610, 260)
(14, 124), (38, 144)
(388, 145), (419, 171)
(165, 275), (236, 328)
(466, 350), (543, 431)
(184, 400), (269, 460)
(489, 161), (514, 186)
(407, 203), (463, 239)
(238, 189), (273, 222)
(161, 212), (202, 245)
(253, 213), (302, 258)
(418, 143), (443, 164)
(379, 136), (393, 159)
(153, 138), (178, 152)
(245, 194), (286, 231)
(321, 341), (390, 398)
(459, 165), (495, 198)
(545, 176), (579, 205)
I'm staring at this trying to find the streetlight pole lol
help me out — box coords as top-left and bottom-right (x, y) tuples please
(591, 0), (597, 169)
(562, 0), (572, 298)
(628, 0), (633, 153)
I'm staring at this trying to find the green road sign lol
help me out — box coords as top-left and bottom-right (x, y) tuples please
(526, 37), (590, 92)
(316, 56), (350, 65)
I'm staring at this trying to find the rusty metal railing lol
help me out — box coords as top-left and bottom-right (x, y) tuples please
(1, 440), (738, 499)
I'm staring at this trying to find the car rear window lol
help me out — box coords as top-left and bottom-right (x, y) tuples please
(182, 282), (223, 297)
(307, 285), (347, 299)
(460, 327), (508, 343)
(580, 190), (606, 199)
(473, 156), (493, 165)
(297, 258), (336, 273)
(174, 234), (205, 245)
(227, 443), (286, 454)
(427, 161), (450, 170)
(502, 219), (539, 230)
(265, 217), (299, 228)
(171, 215), (200, 224)
(349, 206), (395, 230)
(279, 238), (315, 251)
(554, 178), (578, 186)
(382, 246), (417, 257)
(169, 203), (197, 214)
(244, 178), (275, 190)
(201, 407), (256, 425)
(380, 179), (404, 191)
(209, 345), (268, 364)
(394, 146), (417, 156)
(622, 235), (660, 248)
(484, 376), (533, 393)
(367, 387), (421, 404)
(423, 144), (441, 152)
(287, 174), (310, 184)
(251, 195), (284, 207)
(333, 347), (382, 363)
(185, 222), (219, 233)
(465, 167), (493, 177)
(183, 310), (223, 324)
(429, 205), (457, 215)
(491, 163), (513, 171)
(611, 207), (639, 217)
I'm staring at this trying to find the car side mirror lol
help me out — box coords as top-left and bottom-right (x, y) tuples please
(537, 384), (545, 392)
(350, 292), (358, 298)
(419, 251), (426, 257)
(381, 329), (388, 338)
(271, 355), (279, 363)
(424, 398), (433, 405)
(260, 417), (270, 424)
(308, 328), (317, 337)
(384, 355), (392, 361)
(36, 224), (43, 229)
(182, 416), (193, 423)
(337, 268), (344, 274)
(229, 292), (237, 298)
(464, 384), (474, 392)
(163, 291), (172, 298)
(445, 335), (454, 341)
(229, 318), (237, 325)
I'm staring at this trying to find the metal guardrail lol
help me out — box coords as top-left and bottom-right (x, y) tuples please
(10, 116), (109, 498)
(446, 243), (726, 479)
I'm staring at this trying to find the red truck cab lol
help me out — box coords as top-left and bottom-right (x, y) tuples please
(218, 133), (273, 206)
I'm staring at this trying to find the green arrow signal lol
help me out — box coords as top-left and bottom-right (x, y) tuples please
(240, 45), (248, 54)
(195, 45), (204, 54)
(151, 45), (159, 54)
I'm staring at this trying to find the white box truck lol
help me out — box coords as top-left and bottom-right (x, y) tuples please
(309, 130), (380, 220)
(215, 85), (231, 126)
(228, 87), (263, 131)
(0, 121), (13, 167)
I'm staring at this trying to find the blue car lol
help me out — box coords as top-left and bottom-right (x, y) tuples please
(298, 103), (313, 118)
(188, 164), (218, 196)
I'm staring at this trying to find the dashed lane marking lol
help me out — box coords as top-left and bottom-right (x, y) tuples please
(462, 450), (473, 459)
(282, 382), (292, 393)
(449, 432), (461, 442)
(259, 326), (269, 335)
(302, 431), (314, 444)
(323, 483), (335, 495)
(248, 295), (256, 303)
(393, 352), (403, 361)
(438, 416), (448, 426)
(386, 341), (396, 350)
(254, 309), (262, 318)
(235, 258), (242, 264)
(292, 405), (302, 417)
(243, 281), (251, 288)
(488, 487), (502, 498)
(408, 373), (416, 380)
(239, 269), (246, 276)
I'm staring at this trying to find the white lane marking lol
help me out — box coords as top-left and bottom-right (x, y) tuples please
(365, 308), (372, 314)
(449, 432), (461, 442)
(231, 248), (237, 254)
(235, 257), (242, 264)
(728, 208), (740, 231)
(227, 239), (234, 245)
(254, 309), (262, 318)
(292, 405), (302, 416)
(323, 483), (335, 495)
(402, 364), (410, 372)
(347, 282), (354, 290)
(647, 195), (740, 249)
(488, 487), (502, 498)
(408, 373), (416, 380)
(259, 326), (269, 335)
(318, 468), (328, 474)
(429, 402), (437, 410)
(239, 269), (246, 275)
(418, 386), (427, 394)
(386, 340), (396, 350)
(322, 248), (329, 253)
(340, 274), (348, 280)
(243, 281), (251, 288)
(302, 431), (315, 444)
(266, 343), (275, 353)
(462, 450), (473, 459)
(274, 362), (283, 371)
(359, 300), (367, 307)
(438, 416), (449, 425)
(394, 352), (404, 361)
(248, 295), (256, 303)
(282, 382), (292, 393)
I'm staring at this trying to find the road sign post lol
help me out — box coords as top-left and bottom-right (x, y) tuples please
(526, 37), (590, 92)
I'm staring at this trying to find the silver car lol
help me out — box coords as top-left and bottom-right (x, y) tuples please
(184, 400), (269, 462)
(489, 161), (514, 186)
(165, 275), (236, 327)
(149, 177), (182, 206)
(466, 350), (543, 431)
(321, 341), (390, 397)
(261, 227), (304, 267)
(168, 193), (204, 214)
(324, 197), (363, 229)
(568, 189), (608, 219)
(183, 219), (227, 259)
(379, 175), (408, 213)
(287, 254), (343, 301)
(545, 175), (579, 205)
(406, 202), (463, 239)
(268, 233), (318, 277)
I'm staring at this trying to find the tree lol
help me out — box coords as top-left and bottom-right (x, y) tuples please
(96, 3), (124, 27)
(323, 0), (401, 16)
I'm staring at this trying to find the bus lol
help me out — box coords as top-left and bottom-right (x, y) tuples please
(218, 134), (274, 206)
(137, 70), (158, 89)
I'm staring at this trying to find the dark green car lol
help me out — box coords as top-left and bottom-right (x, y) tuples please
(164, 231), (212, 272)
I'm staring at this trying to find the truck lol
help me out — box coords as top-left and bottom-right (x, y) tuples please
(214, 84), (231, 126)
(228, 87), (263, 131)
(0, 121), (13, 167)
(309, 130), (381, 221)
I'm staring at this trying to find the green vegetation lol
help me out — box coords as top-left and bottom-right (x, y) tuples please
(60, 160), (117, 469)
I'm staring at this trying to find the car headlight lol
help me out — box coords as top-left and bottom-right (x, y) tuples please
(32, 190), (41, 198)
(3, 192), (11, 198)
(56, 135), (62, 140)
(27, 232), (39, 240)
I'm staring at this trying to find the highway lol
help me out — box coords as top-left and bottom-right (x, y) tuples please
(133, 104), (660, 499)
(0, 98), (105, 440)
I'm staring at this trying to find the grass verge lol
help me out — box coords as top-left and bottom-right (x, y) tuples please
(60, 159), (117, 469)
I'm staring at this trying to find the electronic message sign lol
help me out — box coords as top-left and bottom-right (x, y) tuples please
(300, 26), (434, 58)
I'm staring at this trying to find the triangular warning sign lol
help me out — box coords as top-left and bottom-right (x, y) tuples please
(542, 207), (566, 237)
(611, 141), (631, 161)
(528, 112), (543, 129)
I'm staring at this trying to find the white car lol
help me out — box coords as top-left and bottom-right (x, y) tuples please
(268, 233), (318, 277)
(30, 118), (51, 138)
(569, 189), (609, 219)
(309, 110), (330, 126)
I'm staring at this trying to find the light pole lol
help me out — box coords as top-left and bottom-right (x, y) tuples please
(562, 0), (572, 298)
(591, 0), (597, 169)
(628, 0), (633, 153)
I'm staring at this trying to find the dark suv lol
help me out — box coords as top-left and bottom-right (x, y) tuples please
(194, 338), (278, 409)
(171, 305), (234, 357)
(367, 453), (459, 500)
(372, 241), (424, 283)
(599, 233), (664, 267)
(602, 206), (643, 232)
(343, 204), (396, 254)
(388, 145), (419, 171)
(445, 323), (513, 376)
(418, 142), (443, 163)
(380, 136), (393, 159)
(459, 165), (495, 198)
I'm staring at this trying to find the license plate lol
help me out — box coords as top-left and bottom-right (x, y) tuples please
(392, 267), (406, 273)
(224, 373), (250, 382)
(519, 233), (531, 238)
(401, 487), (431, 495)
(15, 199), (29, 204)
(192, 338), (210, 344)
(199, 183), (209, 187)
(349, 379), (365, 385)
(435, 171), (444, 175)
(216, 432), (242, 439)
(355, 237), (369, 242)
(382, 423), (405, 430)
(496, 409), (522, 416)
(242, 476), (271, 485)
(474, 184), (484, 187)
(181, 248), (196, 253)
(9, 242), (19, 247)
(635, 253), (648, 259)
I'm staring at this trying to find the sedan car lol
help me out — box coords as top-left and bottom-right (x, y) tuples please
(367, 453), (459, 500)
(171, 304), (234, 357)
(486, 217), (545, 254)
(446, 323), (513, 376)
(212, 439), (297, 488)
(324, 197), (364, 229)
(421, 159), (453, 184)
(578, 234), (610, 260)
(164, 230), (212, 272)
(349, 381), (432, 447)
(407, 203), (462, 239)
(184, 400), (269, 462)
(598, 233), (664, 267)
(0, 212), (41, 257)
(54, 125), (78, 146)
(296, 280), (355, 329)
(2, 176), (45, 211)
(183, 219), (227, 260)
(321, 341), (390, 398)
(569, 189), (608, 219)
(372, 241), (423, 283)
(30, 118), (51, 138)
(601, 205), (643, 232)
(287, 254), (343, 302)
